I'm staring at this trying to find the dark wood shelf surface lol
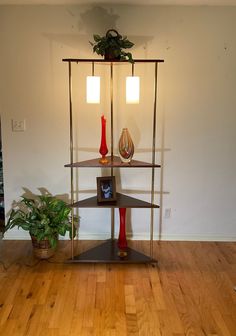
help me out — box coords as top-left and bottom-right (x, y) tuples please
(65, 155), (160, 168)
(71, 192), (159, 209)
(66, 240), (157, 264)
(62, 58), (164, 64)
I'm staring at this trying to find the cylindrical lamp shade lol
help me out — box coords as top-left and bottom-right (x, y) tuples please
(86, 76), (100, 104)
(126, 76), (140, 104)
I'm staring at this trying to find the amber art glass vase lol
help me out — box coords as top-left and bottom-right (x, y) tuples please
(118, 128), (134, 163)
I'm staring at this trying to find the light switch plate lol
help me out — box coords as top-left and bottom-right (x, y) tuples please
(12, 119), (26, 132)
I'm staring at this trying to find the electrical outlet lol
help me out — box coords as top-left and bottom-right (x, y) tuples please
(164, 208), (171, 218)
(12, 119), (26, 132)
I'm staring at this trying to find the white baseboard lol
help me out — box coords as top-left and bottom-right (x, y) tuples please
(3, 231), (236, 242)
(153, 234), (236, 242)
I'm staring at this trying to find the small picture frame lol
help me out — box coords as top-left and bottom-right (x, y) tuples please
(97, 176), (117, 203)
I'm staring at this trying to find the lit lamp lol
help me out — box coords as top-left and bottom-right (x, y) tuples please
(126, 63), (140, 104)
(86, 62), (100, 104)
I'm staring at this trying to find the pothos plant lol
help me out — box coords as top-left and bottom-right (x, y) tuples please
(5, 194), (77, 249)
(90, 29), (134, 63)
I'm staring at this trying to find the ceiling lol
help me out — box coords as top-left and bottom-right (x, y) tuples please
(0, 0), (236, 5)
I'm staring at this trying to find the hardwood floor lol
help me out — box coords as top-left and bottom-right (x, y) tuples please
(0, 240), (235, 335)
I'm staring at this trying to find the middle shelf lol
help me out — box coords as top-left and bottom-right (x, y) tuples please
(71, 192), (159, 208)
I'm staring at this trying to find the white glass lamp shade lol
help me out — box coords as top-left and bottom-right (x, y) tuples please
(126, 76), (140, 104)
(86, 76), (100, 104)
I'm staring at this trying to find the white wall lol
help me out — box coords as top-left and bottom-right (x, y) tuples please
(1, 5), (236, 241)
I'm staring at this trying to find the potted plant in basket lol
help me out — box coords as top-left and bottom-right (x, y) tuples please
(5, 194), (77, 259)
(90, 29), (134, 63)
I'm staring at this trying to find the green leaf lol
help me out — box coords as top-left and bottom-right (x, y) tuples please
(69, 225), (76, 239)
(37, 232), (46, 241)
(123, 41), (134, 49)
(20, 224), (30, 231)
(48, 236), (57, 249)
(45, 225), (52, 235)
(93, 34), (101, 42)
(126, 52), (134, 63)
(58, 225), (67, 236)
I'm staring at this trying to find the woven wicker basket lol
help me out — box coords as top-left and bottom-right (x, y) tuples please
(31, 235), (56, 259)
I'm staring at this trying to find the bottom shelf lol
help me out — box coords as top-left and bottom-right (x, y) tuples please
(67, 240), (157, 264)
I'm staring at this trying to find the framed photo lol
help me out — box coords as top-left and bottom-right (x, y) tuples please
(97, 176), (117, 203)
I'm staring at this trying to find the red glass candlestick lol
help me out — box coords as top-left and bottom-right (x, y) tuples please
(99, 115), (109, 164)
(118, 208), (128, 257)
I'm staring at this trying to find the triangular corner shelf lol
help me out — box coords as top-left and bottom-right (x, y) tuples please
(72, 192), (159, 208)
(65, 155), (161, 168)
(66, 240), (157, 264)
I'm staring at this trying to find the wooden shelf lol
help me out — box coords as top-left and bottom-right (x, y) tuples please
(67, 240), (156, 264)
(72, 192), (159, 209)
(65, 156), (160, 168)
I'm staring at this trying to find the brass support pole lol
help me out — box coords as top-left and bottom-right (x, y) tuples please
(110, 63), (114, 159)
(68, 61), (74, 259)
(92, 62), (95, 76)
(110, 63), (115, 240)
(158, 97), (165, 241)
(150, 62), (158, 259)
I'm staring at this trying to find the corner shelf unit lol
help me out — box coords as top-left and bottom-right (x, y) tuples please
(63, 58), (164, 263)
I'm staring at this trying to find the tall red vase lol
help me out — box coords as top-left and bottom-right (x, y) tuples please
(118, 208), (128, 257)
(99, 115), (109, 164)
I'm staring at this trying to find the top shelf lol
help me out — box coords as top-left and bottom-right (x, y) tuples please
(62, 58), (164, 64)
(65, 156), (161, 168)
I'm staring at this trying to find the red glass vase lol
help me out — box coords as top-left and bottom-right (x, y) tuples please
(99, 115), (109, 164)
(118, 208), (128, 257)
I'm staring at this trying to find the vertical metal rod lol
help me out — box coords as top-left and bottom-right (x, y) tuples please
(110, 63), (115, 240)
(158, 110), (165, 241)
(150, 62), (158, 259)
(110, 63), (114, 159)
(92, 62), (94, 76)
(132, 63), (134, 76)
(68, 61), (74, 260)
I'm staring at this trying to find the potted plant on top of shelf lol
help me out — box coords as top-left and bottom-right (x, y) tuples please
(5, 193), (77, 259)
(90, 29), (134, 63)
